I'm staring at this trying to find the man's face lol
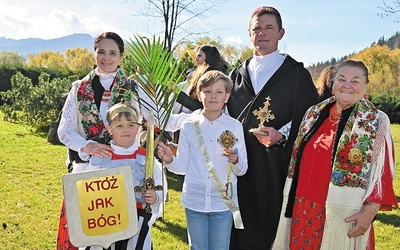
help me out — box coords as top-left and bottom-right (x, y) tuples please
(248, 14), (284, 56)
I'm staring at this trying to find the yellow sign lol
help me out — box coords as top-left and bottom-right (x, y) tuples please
(63, 166), (138, 248)
(77, 174), (128, 236)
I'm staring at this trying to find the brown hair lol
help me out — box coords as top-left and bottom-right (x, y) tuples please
(318, 65), (336, 99)
(94, 32), (125, 54)
(196, 70), (233, 94)
(249, 6), (283, 30)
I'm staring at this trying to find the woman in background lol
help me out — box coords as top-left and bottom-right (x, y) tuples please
(317, 65), (336, 101)
(176, 44), (228, 112)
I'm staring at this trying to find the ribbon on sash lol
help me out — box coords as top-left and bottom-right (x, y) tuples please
(193, 121), (244, 229)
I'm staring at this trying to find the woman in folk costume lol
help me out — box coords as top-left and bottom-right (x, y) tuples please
(56, 32), (139, 250)
(273, 59), (398, 250)
(80, 103), (163, 250)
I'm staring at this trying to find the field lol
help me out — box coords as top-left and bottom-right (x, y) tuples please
(0, 118), (399, 249)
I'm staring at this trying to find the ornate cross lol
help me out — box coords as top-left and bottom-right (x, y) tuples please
(253, 96), (275, 126)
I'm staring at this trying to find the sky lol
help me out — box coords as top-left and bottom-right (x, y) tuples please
(0, 0), (399, 66)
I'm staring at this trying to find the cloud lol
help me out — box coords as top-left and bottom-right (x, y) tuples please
(0, 1), (123, 39)
(224, 35), (243, 45)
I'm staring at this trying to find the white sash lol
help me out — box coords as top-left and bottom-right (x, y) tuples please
(193, 121), (244, 229)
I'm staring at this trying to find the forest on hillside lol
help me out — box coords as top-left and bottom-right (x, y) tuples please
(308, 31), (400, 81)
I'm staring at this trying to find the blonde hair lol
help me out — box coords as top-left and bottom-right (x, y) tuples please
(106, 103), (140, 124)
(196, 70), (233, 94)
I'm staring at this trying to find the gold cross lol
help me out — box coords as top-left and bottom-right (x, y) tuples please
(253, 96), (275, 126)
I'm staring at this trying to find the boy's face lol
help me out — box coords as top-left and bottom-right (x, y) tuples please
(107, 115), (140, 148)
(197, 79), (230, 112)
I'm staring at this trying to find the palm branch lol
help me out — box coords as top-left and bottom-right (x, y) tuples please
(125, 35), (184, 139)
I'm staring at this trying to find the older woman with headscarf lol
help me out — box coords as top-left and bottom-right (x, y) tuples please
(273, 59), (398, 250)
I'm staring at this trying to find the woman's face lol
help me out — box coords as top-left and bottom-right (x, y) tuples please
(94, 38), (123, 73)
(332, 66), (367, 110)
(195, 49), (206, 66)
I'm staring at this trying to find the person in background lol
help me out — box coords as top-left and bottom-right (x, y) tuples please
(157, 70), (248, 250)
(226, 6), (319, 249)
(171, 69), (195, 119)
(273, 59), (398, 249)
(195, 44), (229, 74)
(175, 44), (229, 112)
(56, 31), (139, 250)
(80, 103), (163, 250)
(318, 65), (336, 101)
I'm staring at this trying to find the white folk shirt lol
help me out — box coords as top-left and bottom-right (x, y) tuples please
(165, 112), (248, 213)
(58, 68), (117, 161)
(248, 50), (285, 94)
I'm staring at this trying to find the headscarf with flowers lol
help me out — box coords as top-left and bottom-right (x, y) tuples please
(75, 68), (137, 139)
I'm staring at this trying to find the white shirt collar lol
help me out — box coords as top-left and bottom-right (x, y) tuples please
(248, 50), (285, 94)
(95, 67), (119, 80)
(110, 140), (139, 154)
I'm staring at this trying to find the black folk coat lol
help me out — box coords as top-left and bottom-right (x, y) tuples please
(227, 55), (319, 249)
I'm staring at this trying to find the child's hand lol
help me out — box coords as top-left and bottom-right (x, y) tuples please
(157, 142), (173, 164)
(142, 189), (157, 205)
(222, 148), (238, 164)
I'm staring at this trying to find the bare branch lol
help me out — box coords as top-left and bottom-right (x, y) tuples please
(378, 0), (400, 22)
(124, 0), (228, 51)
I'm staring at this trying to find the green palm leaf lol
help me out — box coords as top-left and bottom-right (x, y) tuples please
(125, 35), (184, 137)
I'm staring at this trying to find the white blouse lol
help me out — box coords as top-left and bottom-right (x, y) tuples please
(165, 112), (248, 212)
(57, 68), (118, 161)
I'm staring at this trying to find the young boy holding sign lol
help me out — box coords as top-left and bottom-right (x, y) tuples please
(82, 103), (163, 250)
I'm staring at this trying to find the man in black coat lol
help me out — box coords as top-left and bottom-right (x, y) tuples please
(227, 6), (319, 249)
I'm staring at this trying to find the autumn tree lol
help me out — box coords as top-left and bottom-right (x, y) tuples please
(64, 48), (95, 75)
(131, 0), (227, 51)
(238, 46), (253, 64)
(352, 45), (400, 95)
(27, 51), (68, 70)
(221, 45), (239, 67)
(0, 51), (26, 67)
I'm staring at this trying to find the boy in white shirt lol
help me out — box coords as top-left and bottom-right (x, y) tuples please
(157, 70), (248, 250)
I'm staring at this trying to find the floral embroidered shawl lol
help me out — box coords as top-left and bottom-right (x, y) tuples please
(288, 96), (392, 194)
(76, 68), (135, 138)
(274, 96), (395, 250)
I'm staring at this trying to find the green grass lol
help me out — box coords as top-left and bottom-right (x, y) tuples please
(0, 119), (399, 249)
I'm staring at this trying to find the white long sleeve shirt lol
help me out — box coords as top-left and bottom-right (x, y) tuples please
(57, 69), (117, 161)
(165, 112), (248, 212)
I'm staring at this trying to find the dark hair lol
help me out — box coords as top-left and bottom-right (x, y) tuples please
(197, 44), (228, 73)
(318, 65), (336, 100)
(94, 32), (125, 54)
(335, 59), (369, 83)
(250, 6), (283, 30)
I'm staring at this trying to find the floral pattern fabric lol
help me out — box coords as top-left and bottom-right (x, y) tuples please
(76, 68), (135, 138)
(288, 97), (378, 190)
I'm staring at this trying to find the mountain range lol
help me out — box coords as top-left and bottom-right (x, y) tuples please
(0, 33), (94, 55)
